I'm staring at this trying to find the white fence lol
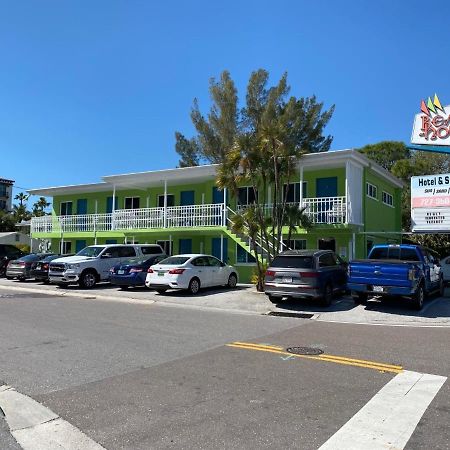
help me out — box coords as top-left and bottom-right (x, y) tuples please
(31, 204), (225, 233)
(236, 196), (347, 224)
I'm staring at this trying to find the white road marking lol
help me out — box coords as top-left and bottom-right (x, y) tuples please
(319, 370), (447, 449)
(0, 385), (105, 450)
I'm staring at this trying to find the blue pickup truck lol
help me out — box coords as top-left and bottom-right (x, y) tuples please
(348, 244), (444, 310)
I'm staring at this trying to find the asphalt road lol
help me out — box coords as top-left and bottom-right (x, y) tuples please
(0, 289), (449, 449)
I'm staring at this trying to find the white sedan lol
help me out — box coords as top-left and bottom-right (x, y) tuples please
(145, 254), (238, 294)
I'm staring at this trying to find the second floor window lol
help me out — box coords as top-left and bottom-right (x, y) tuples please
(158, 195), (175, 208)
(124, 197), (140, 209)
(382, 191), (393, 207)
(60, 201), (73, 216)
(283, 182), (308, 203)
(0, 185), (7, 197)
(366, 183), (378, 200)
(238, 187), (258, 206)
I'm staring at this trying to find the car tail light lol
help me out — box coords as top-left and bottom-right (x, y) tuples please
(408, 268), (417, 281)
(301, 272), (318, 278)
(168, 268), (185, 274)
(130, 268), (143, 273)
(147, 268), (154, 273)
(19, 262), (26, 267)
(42, 263), (49, 270)
(265, 270), (276, 277)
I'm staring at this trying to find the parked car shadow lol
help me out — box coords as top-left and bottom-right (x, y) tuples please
(154, 286), (248, 298)
(360, 294), (450, 319)
(271, 294), (357, 313)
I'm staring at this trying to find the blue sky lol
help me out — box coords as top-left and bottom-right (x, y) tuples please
(1, 0), (449, 203)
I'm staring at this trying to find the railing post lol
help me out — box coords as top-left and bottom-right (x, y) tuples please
(222, 188), (227, 226)
(163, 180), (168, 228)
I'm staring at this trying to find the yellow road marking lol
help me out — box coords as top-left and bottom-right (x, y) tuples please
(226, 342), (403, 374)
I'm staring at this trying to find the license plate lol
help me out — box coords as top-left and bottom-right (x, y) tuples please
(282, 277), (293, 283)
(118, 270), (124, 275)
(158, 272), (164, 277)
(373, 285), (384, 292)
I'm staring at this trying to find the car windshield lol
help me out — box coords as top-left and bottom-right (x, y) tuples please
(270, 256), (314, 269)
(42, 255), (60, 262)
(158, 256), (190, 265)
(17, 254), (40, 262)
(76, 246), (105, 257)
(369, 247), (420, 261)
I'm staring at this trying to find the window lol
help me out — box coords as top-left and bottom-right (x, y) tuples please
(237, 187), (258, 206)
(124, 197), (140, 209)
(236, 245), (256, 263)
(271, 256), (313, 269)
(156, 240), (172, 255)
(119, 247), (136, 258)
(60, 201), (73, 216)
(283, 182), (308, 203)
(207, 256), (223, 267)
(0, 185), (7, 197)
(61, 241), (72, 254)
(0, 199), (6, 210)
(158, 195), (175, 207)
(191, 256), (209, 266)
(319, 253), (337, 267)
(141, 245), (164, 255)
(286, 239), (306, 250)
(366, 183), (378, 200)
(382, 191), (393, 207)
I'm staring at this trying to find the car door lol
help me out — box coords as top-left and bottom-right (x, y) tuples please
(207, 256), (228, 286)
(191, 256), (212, 287)
(99, 247), (122, 279)
(332, 253), (347, 289)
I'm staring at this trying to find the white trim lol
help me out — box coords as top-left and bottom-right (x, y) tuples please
(59, 201), (72, 216)
(124, 196), (140, 209)
(382, 191), (394, 207)
(366, 182), (378, 200)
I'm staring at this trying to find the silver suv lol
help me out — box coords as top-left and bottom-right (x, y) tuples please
(49, 244), (164, 288)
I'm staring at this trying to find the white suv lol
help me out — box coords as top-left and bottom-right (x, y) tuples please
(49, 244), (164, 288)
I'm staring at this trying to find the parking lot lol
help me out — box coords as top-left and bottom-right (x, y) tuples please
(1, 277), (449, 328)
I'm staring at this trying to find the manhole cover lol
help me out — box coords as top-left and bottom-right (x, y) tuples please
(286, 346), (323, 355)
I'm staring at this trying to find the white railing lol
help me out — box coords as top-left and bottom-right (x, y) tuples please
(235, 196), (347, 224)
(31, 203), (225, 234)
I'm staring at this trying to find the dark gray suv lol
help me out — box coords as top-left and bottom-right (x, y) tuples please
(264, 250), (347, 306)
(0, 244), (26, 277)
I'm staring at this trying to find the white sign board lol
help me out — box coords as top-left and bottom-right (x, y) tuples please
(411, 174), (450, 232)
(411, 95), (450, 146)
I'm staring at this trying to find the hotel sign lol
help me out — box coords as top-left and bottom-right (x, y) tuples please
(411, 174), (450, 231)
(411, 94), (450, 146)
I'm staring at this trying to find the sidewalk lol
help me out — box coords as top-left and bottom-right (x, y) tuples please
(0, 279), (449, 327)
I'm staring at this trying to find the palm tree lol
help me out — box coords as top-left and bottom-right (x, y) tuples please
(32, 197), (51, 217)
(14, 192), (29, 207)
(283, 205), (312, 247)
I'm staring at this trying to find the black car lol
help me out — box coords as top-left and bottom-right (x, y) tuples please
(110, 254), (167, 289)
(0, 244), (27, 277)
(31, 254), (64, 283)
(6, 253), (56, 281)
(264, 249), (348, 306)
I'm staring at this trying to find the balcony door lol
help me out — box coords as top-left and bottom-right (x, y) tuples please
(316, 177), (337, 222)
(180, 191), (195, 206)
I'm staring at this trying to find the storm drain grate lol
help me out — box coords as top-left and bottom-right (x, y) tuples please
(286, 346), (324, 356)
(267, 311), (314, 319)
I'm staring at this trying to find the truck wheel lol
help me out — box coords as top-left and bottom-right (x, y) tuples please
(412, 284), (424, 310)
(353, 293), (367, 305)
(79, 270), (97, 289)
(322, 283), (333, 306)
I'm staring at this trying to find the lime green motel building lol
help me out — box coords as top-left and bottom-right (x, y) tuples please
(29, 150), (403, 283)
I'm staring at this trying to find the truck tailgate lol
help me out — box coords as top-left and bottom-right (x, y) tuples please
(349, 260), (412, 287)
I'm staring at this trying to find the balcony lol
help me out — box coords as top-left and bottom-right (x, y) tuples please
(31, 204), (225, 234)
(236, 196), (347, 224)
(31, 197), (347, 235)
